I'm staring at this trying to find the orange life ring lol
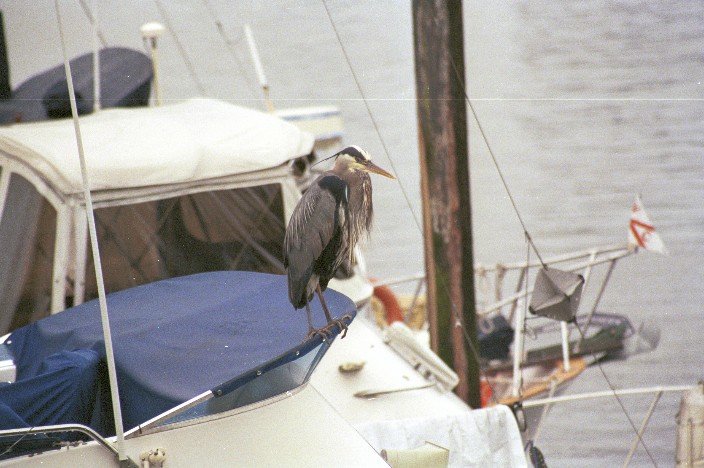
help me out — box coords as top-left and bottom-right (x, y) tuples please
(372, 284), (404, 324)
(480, 381), (493, 407)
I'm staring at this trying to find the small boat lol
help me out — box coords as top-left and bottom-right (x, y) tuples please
(370, 239), (663, 442)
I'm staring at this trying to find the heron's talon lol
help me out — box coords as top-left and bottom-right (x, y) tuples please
(328, 315), (352, 339)
(307, 327), (332, 344)
(338, 315), (352, 339)
(307, 316), (352, 343)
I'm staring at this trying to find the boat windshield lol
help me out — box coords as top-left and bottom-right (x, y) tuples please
(0, 173), (56, 332)
(88, 184), (287, 295)
(134, 337), (330, 435)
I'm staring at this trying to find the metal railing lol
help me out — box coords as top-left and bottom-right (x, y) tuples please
(521, 385), (695, 468)
(0, 423), (119, 458)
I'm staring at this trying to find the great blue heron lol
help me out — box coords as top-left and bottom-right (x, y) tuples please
(284, 145), (395, 338)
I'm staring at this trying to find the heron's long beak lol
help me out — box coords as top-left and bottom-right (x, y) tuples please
(364, 161), (396, 179)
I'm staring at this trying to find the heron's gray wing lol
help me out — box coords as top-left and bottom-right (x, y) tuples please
(284, 175), (347, 307)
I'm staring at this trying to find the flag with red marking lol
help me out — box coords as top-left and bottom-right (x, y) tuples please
(628, 195), (667, 254)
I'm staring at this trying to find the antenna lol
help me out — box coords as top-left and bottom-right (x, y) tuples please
(140, 22), (166, 106)
(243, 24), (274, 112)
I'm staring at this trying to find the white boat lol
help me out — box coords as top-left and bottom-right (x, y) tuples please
(0, 94), (526, 466)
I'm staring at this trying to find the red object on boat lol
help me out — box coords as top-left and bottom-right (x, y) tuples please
(373, 284), (404, 324)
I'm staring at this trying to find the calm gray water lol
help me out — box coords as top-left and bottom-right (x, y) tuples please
(2, 1), (702, 466)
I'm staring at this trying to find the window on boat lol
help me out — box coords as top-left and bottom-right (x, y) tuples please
(136, 340), (327, 434)
(0, 173), (56, 332)
(82, 184), (287, 301)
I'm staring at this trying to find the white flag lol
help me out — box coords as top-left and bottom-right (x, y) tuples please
(628, 195), (668, 254)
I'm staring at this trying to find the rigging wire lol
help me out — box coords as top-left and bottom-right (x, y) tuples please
(447, 59), (546, 269)
(570, 320), (659, 466)
(319, 1), (422, 234)
(78, 0), (107, 47)
(200, 0), (259, 97)
(446, 19), (658, 468)
(152, 0), (207, 97)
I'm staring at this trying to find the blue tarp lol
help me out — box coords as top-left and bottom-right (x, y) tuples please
(3, 271), (355, 436)
(0, 349), (100, 430)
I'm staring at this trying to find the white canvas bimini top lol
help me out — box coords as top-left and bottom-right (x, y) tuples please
(0, 98), (315, 195)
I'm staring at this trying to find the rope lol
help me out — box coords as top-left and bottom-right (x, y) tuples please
(78, 0), (108, 47)
(570, 318), (658, 466)
(322, 3), (662, 464)
(443, 13), (658, 466)
(450, 60), (659, 466)
(320, 1), (423, 236)
(0, 429), (32, 458)
(448, 58), (547, 269)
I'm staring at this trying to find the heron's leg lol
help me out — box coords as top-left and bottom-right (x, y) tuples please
(305, 299), (333, 343)
(304, 301), (315, 336)
(315, 285), (352, 339)
(316, 284), (334, 322)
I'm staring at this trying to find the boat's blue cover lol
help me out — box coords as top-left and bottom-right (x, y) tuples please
(0, 349), (100, 434)
(4, 271), (355, 436)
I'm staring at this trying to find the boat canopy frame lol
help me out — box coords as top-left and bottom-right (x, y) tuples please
(0, 99), (316, 334)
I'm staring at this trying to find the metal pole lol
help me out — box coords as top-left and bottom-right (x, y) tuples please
(523, 385), (693, 408)
(151, 41), (161, 106)
(511, 294), (526, 397)
(576, 259), (618, 352)
(54, 1), (127, 461)
(140, 22), (165, 106)
(623, 390), (663, 467)
(560, 322), (571, 371)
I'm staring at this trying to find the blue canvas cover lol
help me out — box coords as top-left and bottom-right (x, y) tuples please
(0, 349), (100, 430)
(3, 271), (355, 436)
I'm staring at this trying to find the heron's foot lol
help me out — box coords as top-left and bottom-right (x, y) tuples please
(307, 326), (333, 344)
(325, 314), (353, 339)
(305, 315), (353, 343)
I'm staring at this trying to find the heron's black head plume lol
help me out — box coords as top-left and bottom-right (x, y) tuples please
(312, 145), (369, 168)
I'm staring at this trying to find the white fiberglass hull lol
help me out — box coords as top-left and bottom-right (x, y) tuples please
(0, 384), (386, 468)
